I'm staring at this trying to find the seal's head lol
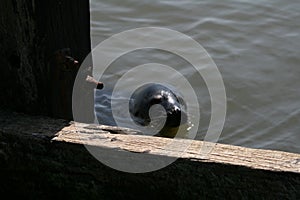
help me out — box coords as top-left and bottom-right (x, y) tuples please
(129, 83), (187, 138)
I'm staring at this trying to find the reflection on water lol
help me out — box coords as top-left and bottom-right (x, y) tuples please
(90, 0), (300, 153)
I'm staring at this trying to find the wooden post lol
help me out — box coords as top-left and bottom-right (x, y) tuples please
(0, 0), (94, 122)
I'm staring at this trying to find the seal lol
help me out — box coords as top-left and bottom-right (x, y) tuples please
(129, 83), (187, 138)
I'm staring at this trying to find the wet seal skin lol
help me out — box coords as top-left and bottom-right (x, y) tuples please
(129, 83), (188, 138)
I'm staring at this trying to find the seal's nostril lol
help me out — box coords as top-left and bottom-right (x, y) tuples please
(174, 106), (180, 112)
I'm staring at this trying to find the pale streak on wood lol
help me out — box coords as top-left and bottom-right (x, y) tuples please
(52, 122), (300, 174)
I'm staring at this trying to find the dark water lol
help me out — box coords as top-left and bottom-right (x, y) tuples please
(90, 0), (300, 153)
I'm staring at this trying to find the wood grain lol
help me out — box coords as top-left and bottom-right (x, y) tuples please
(53, 122), (300, 173)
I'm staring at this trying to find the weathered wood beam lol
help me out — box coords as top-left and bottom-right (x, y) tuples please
(53, 122), (300, 174)
(0, 110), (299, 199)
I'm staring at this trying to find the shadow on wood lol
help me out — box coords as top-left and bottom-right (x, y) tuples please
(0, 110), (299, 199)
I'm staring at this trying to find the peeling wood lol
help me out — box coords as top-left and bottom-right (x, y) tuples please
(1, 110), (300, 198)
(53, 122), (300, 174)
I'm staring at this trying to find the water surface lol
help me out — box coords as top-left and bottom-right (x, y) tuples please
(90, 0), (300, 153)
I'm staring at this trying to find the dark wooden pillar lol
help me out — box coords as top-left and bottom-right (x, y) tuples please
(0, 0), (94, 122)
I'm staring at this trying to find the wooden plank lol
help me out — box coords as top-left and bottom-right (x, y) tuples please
(1, 110), (300, 198)
(53, 122), (300, 174)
